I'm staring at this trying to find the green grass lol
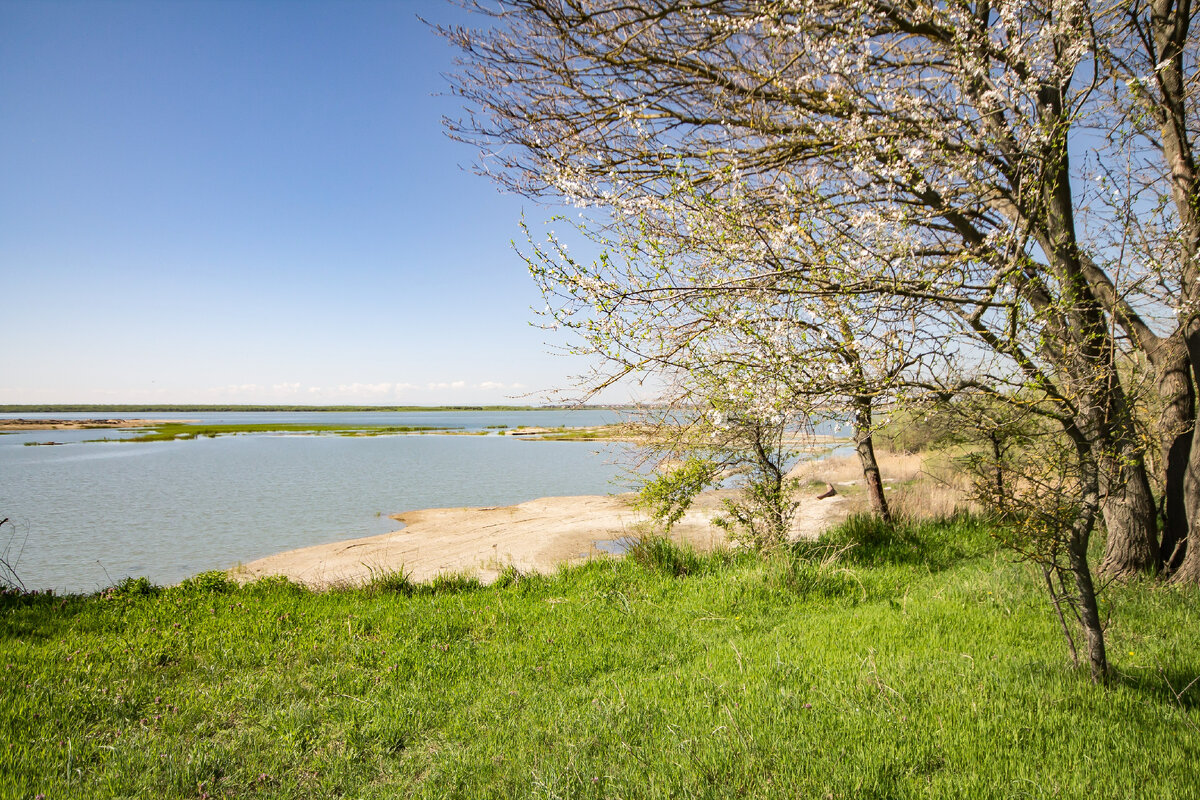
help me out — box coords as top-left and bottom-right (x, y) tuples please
(2, 517), (1198, 798)
(89, 423), (458, 442)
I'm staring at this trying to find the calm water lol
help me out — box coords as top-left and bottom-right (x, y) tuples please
(0, 411), (632, 593)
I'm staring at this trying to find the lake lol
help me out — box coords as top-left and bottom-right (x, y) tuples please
(0, 410), (633, 593)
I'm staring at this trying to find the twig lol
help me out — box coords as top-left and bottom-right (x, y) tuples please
(1043, 565), (1078, 667)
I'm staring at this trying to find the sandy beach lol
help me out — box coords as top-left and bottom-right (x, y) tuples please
(0, 418), (184, 430)
(234, 487), (850, 589)
(232, 449), (947, 590)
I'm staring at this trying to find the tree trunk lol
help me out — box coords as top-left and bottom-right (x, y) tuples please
(1098, 448), (1161, 579)
(1066, 427), (1108, 682)
(1169, 326), (1200, 584)
(1169, 425), (1200, 583)
(852, 395), (891, 523)
(1069, 525), (1109, 682)
(1150, 0), (1200, 583)
(989, 430), (1006, 512)
(1154, 340), (1195, 571)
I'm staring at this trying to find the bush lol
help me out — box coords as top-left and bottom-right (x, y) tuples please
(243, 574), (308, 596)
(174, 570), (234, 594)
(637, 457), (717, 528)
(101, 575), (161, 599)
(493, 565), (525, 588)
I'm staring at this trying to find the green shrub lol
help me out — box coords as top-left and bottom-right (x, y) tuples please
(101, 575), (161, 599)
(174, 570), (234, 594)
(817, 512), (995, 569)
(243, 574), (307, 596)
(636, 457), (717, 528)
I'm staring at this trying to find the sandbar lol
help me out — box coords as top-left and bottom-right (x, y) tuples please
(233, 489), (848, 589)
(0, 418), (186, 430)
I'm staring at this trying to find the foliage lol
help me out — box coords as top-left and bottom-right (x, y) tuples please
(173, 570), (234, 595)
(713, 472), (803, 553)
(636, 457), (717, 528)
(442, 0), (1200, 677)
(364, 568), (416, 596)
(101, 576), (161, 600)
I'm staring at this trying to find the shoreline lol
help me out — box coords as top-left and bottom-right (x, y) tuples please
(0, 418), (190, 431)
(233, 488), (850, 590)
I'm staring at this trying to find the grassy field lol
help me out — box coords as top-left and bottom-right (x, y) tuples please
(2, 516), (1197, 799)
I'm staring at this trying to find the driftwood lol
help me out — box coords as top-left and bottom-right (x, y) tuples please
(815, 483), (838, 500)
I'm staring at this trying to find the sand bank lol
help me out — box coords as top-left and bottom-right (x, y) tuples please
(233, 489), (848, 590)
(0, 418), (185, 430)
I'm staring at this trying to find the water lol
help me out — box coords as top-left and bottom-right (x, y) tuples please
(0, 411), (633, 593)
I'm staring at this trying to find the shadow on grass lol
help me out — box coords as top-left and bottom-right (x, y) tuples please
(800, 511), (998, 571)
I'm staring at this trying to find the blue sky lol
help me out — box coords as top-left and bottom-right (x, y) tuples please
(0, 0), (617, 405)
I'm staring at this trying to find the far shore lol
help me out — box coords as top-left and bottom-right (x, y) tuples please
(0, 418), (191, 431)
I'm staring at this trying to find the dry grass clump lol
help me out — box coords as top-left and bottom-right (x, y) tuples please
(793, 448), (975, 520)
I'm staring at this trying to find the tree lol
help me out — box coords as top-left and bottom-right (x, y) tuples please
(522, 197), (935, 523)
(442, 0), (1199, 586)
(443, 0), (1200, 678)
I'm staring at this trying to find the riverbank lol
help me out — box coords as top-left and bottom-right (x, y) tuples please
(233, 489), (852, 588)
(232, 446), (944, 589)
(0, 418), (184, 431)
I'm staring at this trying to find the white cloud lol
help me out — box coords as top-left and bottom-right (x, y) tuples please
(335, 382), (395, 396)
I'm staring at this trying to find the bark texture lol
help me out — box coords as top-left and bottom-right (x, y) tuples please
(852, 396), (892, 523)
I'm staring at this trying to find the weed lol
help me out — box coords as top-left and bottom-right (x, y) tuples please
(364, 567), (415, 596)
(173, 570), (234, 594)
(101, 576), (161, 599)
(627, 536), (706, 577)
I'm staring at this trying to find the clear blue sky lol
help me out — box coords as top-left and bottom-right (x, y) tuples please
(0, 0), (617, 406)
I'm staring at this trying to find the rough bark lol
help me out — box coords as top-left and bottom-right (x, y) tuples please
(1034, 89), (1160, 578)
(1095, 358), (1161, 578)
(1153, 338), (1195, 571)
(1171, 428), (1200, 582)
(1070, 524), (1109, 682)
(1150, 0), (1200, 583)
(1169, 326), (1200, 583)
(851, 395), (892, 523)
(1098, 455), (1161, 578)
(1067, 426), (1109, 682)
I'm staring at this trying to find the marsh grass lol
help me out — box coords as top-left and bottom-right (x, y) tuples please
(92, 423), (456, 443)
(3, 517), (1198, 799)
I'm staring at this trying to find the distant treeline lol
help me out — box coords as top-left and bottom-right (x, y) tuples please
(0, 404), (627, 413)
